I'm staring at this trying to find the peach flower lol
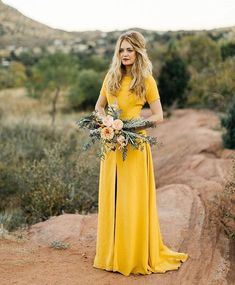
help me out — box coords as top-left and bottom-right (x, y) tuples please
(117, 135), (128, 147)
(102, 115), (114, 127)
(112, 119), (124, 130)
(100, 127), (114, 140)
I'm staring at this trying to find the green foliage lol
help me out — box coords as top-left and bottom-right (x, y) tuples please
(0, 62), (27, 90)
(158, 55), (190, 107)
(221, 42), (235, 60)
(221, 95), (235, 149)
(0, 120), (99, 229)
(13, 51), (41, 67)
(0, 208), (27, 232)
(0, 32), (234, 112)
(0, 122), (63, 212)
(68, 69), (103, 110)
(26, 52), (78, 99)
(0, 68), (13, 89)
(73, 53), (109, 72)
(187, 58), (235, 110)
(178, 34), (221, 72)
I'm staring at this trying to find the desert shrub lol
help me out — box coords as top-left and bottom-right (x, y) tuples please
(178, 34), (221, 72)
(187, 58), (235, 111)
(0, 122), (62, 164)
(0, 122), (62, 211)
(0, 208), (27, 232)
(18, 141), (99, 224)
(210, 160), (235, 240)
(221, 95), (235, 149)
(0, 120), (100, 228)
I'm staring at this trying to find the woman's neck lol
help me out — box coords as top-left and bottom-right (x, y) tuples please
(124, 66), (132, 76)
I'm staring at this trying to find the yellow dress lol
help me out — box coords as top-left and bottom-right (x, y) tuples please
(93, 74), (189, 276)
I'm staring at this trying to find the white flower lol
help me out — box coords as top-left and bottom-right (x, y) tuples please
(102, 115), (114, 127)
(111, 119), (124, 130)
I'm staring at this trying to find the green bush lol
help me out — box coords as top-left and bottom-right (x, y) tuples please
(73, 53), (109, 72)
(221, 95), (235, 149)
(0, 62), (27, 90)
(0, 120), (100, 228)
(68, 69), (103, 110)
(186, 58), (235, 111)
(221, 42), (235, 60)
(0, 208), (27, 232)
(18, 142), (99, 224)
(158, 55), (190, 107)
(0, 123), (62, 212)
(178, 34), (221, 72)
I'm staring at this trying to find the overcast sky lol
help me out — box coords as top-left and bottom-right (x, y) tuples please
(3, 0), (235, 32)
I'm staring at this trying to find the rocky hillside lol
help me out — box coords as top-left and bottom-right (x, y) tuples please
(0, 108), (234, 285)
(1, 0), (235, 52)
(0, 0), (77, 47)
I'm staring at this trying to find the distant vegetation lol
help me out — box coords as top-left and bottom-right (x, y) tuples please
(0, 0), (234, 114)
(1, 32), (235, 115)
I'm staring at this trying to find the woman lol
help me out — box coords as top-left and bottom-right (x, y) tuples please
(93, 30), (189, 276)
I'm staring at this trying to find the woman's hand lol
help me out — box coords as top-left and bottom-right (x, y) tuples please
(95, 93), (107, 119)
(97, 112), (106, 120)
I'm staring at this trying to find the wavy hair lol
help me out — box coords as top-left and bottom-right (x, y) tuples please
(105, 30), (153, 100)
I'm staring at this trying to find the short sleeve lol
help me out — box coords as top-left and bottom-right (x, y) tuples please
(145, 75), (160, 104)
(100, 74), (108, 98)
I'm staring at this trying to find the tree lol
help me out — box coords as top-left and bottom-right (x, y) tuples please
(158, 55), (190, 107)
(73, 53), (109, 72)
(68, 69), (103, 110)
(178, 34), (221, 72)
(26, 52), (78, 125)
(186, 58), (235, 111)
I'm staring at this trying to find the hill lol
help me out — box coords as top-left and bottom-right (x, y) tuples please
(0, 0), (78, 47)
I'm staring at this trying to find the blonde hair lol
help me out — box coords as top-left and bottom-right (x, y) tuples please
(104, 30), (153, 100)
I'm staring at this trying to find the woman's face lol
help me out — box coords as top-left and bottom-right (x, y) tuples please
(119, 39), (136, 66)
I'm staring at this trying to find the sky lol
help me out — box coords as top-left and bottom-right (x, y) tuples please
(2, 0), (235, 32)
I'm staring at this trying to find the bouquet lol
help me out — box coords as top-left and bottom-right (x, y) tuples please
(76, 103), (158, 161)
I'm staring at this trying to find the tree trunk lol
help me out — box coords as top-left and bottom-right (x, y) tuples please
(51, 86), (60, 127)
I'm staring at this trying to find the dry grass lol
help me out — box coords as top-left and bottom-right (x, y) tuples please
(0, 87), (99, 231)
(208, 159), (235, 240)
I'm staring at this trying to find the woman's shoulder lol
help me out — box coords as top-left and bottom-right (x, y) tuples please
(144, 74), (157, 86)
(103, 72), (109, 82)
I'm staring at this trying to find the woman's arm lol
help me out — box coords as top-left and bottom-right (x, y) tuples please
(95, 94), (108, 118)
(146, 99), (164, 124)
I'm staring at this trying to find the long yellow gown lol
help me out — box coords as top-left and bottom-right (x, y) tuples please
(93, 74), (189, 276)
